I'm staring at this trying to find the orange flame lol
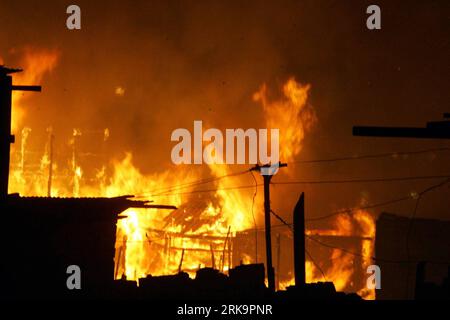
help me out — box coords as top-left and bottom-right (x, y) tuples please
(303, 206), (376, 299)
(10, 48), (59, 131)
(254, 77), (317, 162)
(7, 67), (376, 299)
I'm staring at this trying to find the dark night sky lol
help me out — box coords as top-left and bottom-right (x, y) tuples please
(0, 0), (449, 221)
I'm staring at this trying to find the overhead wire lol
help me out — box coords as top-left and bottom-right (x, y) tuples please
(288, 147), (450, 165)
(135, 168), (250, 197)
(269, 208), (327, 282)
(271, 174), (450, 186)
(132, 147), (450, 198)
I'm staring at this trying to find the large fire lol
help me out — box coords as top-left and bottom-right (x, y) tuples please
(5, 50), (376, 299)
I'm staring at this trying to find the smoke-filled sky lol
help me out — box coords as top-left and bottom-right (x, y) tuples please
(1, 0), (449, 221)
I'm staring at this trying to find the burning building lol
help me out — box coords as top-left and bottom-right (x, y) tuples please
(0, 65), (177, 299)
(2, 2), (447, 301)
(0, 58), (379, 299)
(0, 1), (448, 298)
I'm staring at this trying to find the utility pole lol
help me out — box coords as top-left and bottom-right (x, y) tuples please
(0, 66), (41, 199)
(251, 162), (287, 293)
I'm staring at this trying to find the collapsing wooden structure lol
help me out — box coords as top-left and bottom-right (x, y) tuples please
(0, 64), (363, 300)
(0, 66), (176, 299)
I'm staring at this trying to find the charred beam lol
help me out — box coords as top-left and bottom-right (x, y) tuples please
(293, 192), (306, 287)
(353, 114), (450, 140)
(11, 85), (42, 92)
(353, 126), (450, 139)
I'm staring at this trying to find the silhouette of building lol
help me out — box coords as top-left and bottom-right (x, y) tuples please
(0, 194), (175, 299)
(376, 213), (450, 299)
(0, 65), (363, 301)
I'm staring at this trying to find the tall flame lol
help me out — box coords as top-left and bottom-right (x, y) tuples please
(6, 63), (376, 300)
(10, 48), (59, 131)
(254, 77), (317, 162)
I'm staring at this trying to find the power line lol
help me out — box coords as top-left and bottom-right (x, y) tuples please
(244, 177), (448, 229)
(135, 169), (250, 197)
(131, 146), (450, 198)
(405, 178), (450, 294)
(139, 182), (447, 242)
(137, 183), (262, 198)
(270, 209), (292, 230)
(133, 147), (449, 198)
(289, 147), (450, 164)
(305, 248), (327, 282)
(270, 208), (377, 263)
(305, 196), (412, 222)
(248, 190), (445, 230)
(269, 209), (327, 282)
(134, 174), (450, 199)
(257, 179), (448, 227)
(305, 234), (450, 265)
(306, 234), (378, 261)
(123, 180), (450, 267)
(271, 174), (450, 186)
(307, 234), (386, 263)
(154, 169), (249, 195)
(305, 179), (450, 265)
(406, 177), (450, 257)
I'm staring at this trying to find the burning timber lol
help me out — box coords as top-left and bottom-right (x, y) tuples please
(0, 66), (179, 299)
(0, 193), (360, 300)
(1, 65), (363, 300)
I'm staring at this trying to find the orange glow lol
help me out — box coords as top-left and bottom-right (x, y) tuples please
(304, 208), (376, 299)
(6, 60), (376, 299)
(254, 77), (317, 162)
(10, 48), (59, 131)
